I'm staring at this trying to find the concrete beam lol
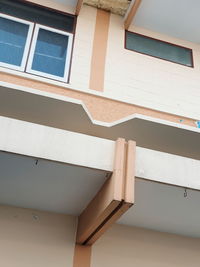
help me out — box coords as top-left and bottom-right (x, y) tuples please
(136, 147), (200, 190)
(0, 116), (115, 172)
(76, 139), (135, 245)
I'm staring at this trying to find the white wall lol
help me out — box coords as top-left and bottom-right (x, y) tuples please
(70, 6), (97, 90)
(136, 146), (200, 190)
(104, 14), (200, 119)
(0, 205), (76, 267)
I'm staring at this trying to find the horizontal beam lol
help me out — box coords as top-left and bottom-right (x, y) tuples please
(76, 139), (135, 245)
(0, 116), (115, 171)
(136, 147), (200, 190)
(124, 0), (142, 30)
(1, 117), (200, 191)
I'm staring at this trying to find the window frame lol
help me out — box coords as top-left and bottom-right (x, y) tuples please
(125, 30), (194, 68)
(0, 13), (34, 71)
(26, 24), (73, 82)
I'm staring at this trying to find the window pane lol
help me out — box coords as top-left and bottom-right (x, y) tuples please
(31, 29), (69, 77)
(126, 32), (193, 67)
(0, 0), (75, 33)
(0, 17), (29, 66)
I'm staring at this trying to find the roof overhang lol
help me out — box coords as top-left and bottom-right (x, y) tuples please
(130, 0), (200, 43)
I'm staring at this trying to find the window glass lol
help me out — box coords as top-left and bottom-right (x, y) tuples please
(0, 16), (29, 66)
(31, 28), (69, 77)
(126, 31), (193, 67)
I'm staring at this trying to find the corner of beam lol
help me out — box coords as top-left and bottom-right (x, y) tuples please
(76, 138), (136, 245)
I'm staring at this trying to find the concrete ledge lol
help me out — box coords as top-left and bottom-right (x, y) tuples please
(0, 116), (115, 172)
(136, 147), (200, 190)
(1, 116), (200, 190)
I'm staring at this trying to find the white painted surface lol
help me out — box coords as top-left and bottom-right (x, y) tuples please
(136, 147), (200, 190)
(70, 5), (97, 90)
(118, 179), (200, 237)
(0, 152), (108, 214)
(1, 116), (200, 190)
(133, 0), (200, 43)
(105, 14), (200, 120)
(0, 116), (115, 172)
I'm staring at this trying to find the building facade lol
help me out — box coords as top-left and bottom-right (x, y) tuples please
(0, 0), (200, 266)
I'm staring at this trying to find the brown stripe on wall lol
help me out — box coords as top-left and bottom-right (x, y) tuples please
(89, 9), (110, 92)
(73, 244), (92, 267)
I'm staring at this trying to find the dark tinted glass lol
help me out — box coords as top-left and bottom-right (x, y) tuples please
(0, 0), (75, 33)
(126, 31), (193, 67)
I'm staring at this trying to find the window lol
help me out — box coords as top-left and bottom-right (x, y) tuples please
(0, 14), (33, 71)
(125, 31), (193, 67)
(27, 25), (73, 81)
(0, 0), (75, 82)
